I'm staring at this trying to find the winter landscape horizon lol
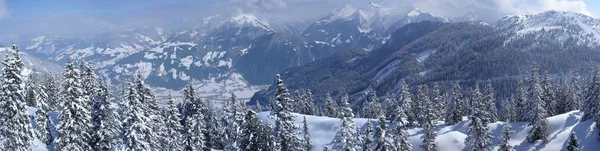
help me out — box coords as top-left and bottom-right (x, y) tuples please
(1, 0), (600, 150)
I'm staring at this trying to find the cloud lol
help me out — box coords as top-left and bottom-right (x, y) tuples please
(230, 0), (289, 13)
(0, 0), (9, 19)
(406, 0), (593, 21)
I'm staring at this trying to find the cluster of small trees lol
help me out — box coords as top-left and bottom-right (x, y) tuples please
(288, 63), (589, 151)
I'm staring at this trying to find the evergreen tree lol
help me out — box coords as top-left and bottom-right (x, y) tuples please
(483, 80), (498, 124)
(498, 123), (514, 151)
(331, 93), (360, 151)
(164, 94), (183, 151)
(526, 70), (549, 143)
(362, 91), (383, 118)
(93, 81), (122, 151)
(420, 85), (437, 151)
(224, 93), (245, 151)
(567, 132), (579, 151)
(515, 79), (528, 122)
(501, 98), (516, 122)
(302, 90), (317, 115)
(324, 93), (338, 118)
(134, 75), (162, 149)
(445, 82), (463, 125)
(239, 110), (261, 150)
(36, 77), (53, 148)
(431, 83), (444, 120)
(464, 85), (492, 151)
(302, 116), (312, 151)
(394, 125), (412, 151)
(0, 44), (33, 151)
(43, 75), (61, 111)
(566, 71), (582, 112)
(374, 116), (394, 151)
(271, 74), (301, 150)
(362, 120), (374, 151)
(183, 102), (208, 151)
(383, 94), (396, 120)
(25, 74), (37, 107)
(420, 119), (437, 151)
(55, 58), (91, 151)
(417, 85), (431, 126)
(542, 72), (557, 116)
(122, 83), (154, 150)
(399, 80), (416, 126)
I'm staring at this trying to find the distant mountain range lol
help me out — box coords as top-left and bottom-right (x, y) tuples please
(5, 4), (448, 93)
(251, 11), (600, 105)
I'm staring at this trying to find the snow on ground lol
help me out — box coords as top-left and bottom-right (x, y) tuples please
(258, 110), (598, 151)
(416, 48), (437, 62)
(152, 72), (268, 108)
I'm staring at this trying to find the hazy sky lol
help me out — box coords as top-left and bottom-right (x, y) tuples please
(0, 0), (597, 37)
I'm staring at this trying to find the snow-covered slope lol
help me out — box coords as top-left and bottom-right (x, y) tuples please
(496, 11), (600, 47)
(257, 111), (598, 151)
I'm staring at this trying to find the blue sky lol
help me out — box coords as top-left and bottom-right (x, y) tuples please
(0, 0), (598, 36)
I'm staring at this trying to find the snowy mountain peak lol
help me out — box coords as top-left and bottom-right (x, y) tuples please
(319, 5), (358, 24)
(407, 7), (426, 17)
(228, 14), (271, 30)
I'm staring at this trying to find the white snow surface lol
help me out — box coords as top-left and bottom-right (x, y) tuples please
(257, 110), (598, 151)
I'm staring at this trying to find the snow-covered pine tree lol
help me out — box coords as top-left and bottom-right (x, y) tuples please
(55, 58), (91, 151)
(516, 79), (527, 122)
(420, 119), (437, 151)
(94, 81), (122, 151)
(207, 100), (223, 149)
(542, 72), (557, 116)
(294, 90), (306, 113)
(398, 80), (416, 126)
(239, 110), (261, 150)
(25, 74), (37, 107)
(43, 75), (61, 111)
(331, 92), (360, 151)
(164, 94), (183, 151)
(567, 131), (579, 151)
(501, 98), (516, 122)
(362, 120), (374, 151)
(271, 74), (301, 150)
(464, 85), (492, 151)
(417, 85), (431, 127)
(362, 91), (383, 119)
(394, 124), (412, 151)
(383, 93), (396, 120)
(526, 70), (549, 143)
(566, 71), (582, 112)
(0, 44), (33, 151)
(526, 64), (542, 122)
(302, 116), (312, 151)
(134, 74), (163, 149)
(122, 83), (154, 150)
(553, 78), (570, 115)
(36, 76), (53, 148)
(421, 85), (437, 151)
(324, 93), (338, 118)
(445, 82), (463, 125)
(374, 116), (394, 151)
(183, 99), (208, 151)
(223, 93), (245, 151)
(483, 80), (498, 124)
(431, 83), (444, 121)
(498, 123), (514, 151)
(302, 90), (317, 115)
